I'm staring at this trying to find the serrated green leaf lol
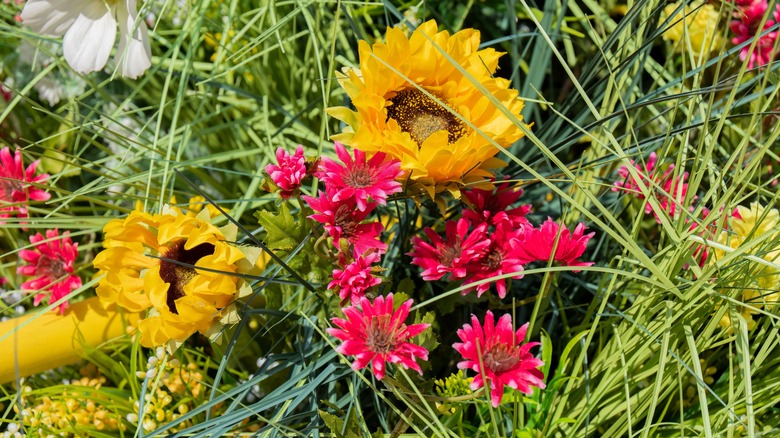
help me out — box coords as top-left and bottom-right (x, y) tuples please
(318, 409), (344, 434)
(254, 203), (306, 251)
(415, 311), (439, 353)
(392, 292), (411, 308)
(395, 278), (416, 296)
(319, 408), (361, 438)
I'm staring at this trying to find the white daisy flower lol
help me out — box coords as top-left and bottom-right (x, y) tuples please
(20, 0), (152, 79)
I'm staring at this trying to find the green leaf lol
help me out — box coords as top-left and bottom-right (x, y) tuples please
(254, 203), (307, 251)
(394, 278), (416, 296)
(319, 409), (361, 438)
(414, 311), (439, 353)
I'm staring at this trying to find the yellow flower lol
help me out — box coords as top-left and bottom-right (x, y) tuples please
(94, 200), (260, 349)
(662, 1), (723, 60)
(327, 20), (528, 200)
(712, 203), (780, 329)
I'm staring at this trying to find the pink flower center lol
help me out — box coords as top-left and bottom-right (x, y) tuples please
(159, 240), (215, 314)
(386, 88), (468, 146)
(38, 254), (68, 280)
(365, 315), (397, 353)
(483, 343), (520, 373)
(0, 178), (23, 201)
(438, 242), (462, 267)
(343, 164), (376, 189)
(334, 205), (358, 238)
(482, 249), (503, 271)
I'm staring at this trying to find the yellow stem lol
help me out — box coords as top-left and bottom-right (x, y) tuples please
(0, 297), (141, 384)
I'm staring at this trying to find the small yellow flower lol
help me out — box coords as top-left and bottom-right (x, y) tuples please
(434, 370), (473, 414)
(94, 199), (260, 349)
(712, 202), (780, 329)
(328, 20), (528, 200)
(661, 1), (723, 61)
(19, 376), (125, 436)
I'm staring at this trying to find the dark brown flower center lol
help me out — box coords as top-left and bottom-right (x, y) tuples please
(386, 88), (468, 146)
(344, 165), (375, 188)
(159, 240), (215, 314)
(365, 315), (396, 353)
(483, 343), (520, 373)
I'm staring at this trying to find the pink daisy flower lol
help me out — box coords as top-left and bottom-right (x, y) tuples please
(612, 152), (692, 221)
(453, 311), (545, 407)
(0, 147), (51, 226)
(317, 142), (403, 211)
(464, 223), (525, 299)
(612, 152), (658, 198)
(730, 0), (780, 68)
(408, 218), (490, 281)
(462, 182), (532, 228)
(651, 165), (693, 221)
(303, 191), (386, 254)
(328, 250), (382, 305)
(265, 145), (307, 198)
(513, 218), (595, 269)
(327, 293), (430, 380)
(17, 229), (82, 314)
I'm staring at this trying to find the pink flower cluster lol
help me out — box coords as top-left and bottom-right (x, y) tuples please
(730, 0), (780, 68)
(0, 147), (80, 313)
(410, 183), (594, 298)
(328, 294), (547, 407)
(612, 152), (731, 267)
(612, 152), (692, 221)
(301, 142), (403, 304)
(267, 144), (547, 405)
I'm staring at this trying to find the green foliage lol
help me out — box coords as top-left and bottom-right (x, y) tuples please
(319, 408), (362, 438)
(254, 202), (306, 252)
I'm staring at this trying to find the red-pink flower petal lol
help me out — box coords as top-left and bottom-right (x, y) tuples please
(462, 182), (531, 228)
(613, 152), (695, 221)
(0, 147), (51, 227)
(453, 311), (545, 407)
(327, 293), (430, 380)
(328, 250), (382, 304)
(463, 222), (525, 298)
(16, 229), (81, 314)
(729, 1), (779, 68)
(265, 145), (307, 198)
(512, 218), (595, 269)
(409, 218), (490, 281)
(317, 142), (403, 211)
(303, 191), (387, 254)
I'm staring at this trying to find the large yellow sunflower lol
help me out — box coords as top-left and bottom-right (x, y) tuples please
(93, 200), (260, 350)
(327, 20), (528, 200)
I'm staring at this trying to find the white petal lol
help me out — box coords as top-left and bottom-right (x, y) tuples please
(62, 2), (117, 74)
(114, 0), (151, 79)
(20, 0), (92, 36)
